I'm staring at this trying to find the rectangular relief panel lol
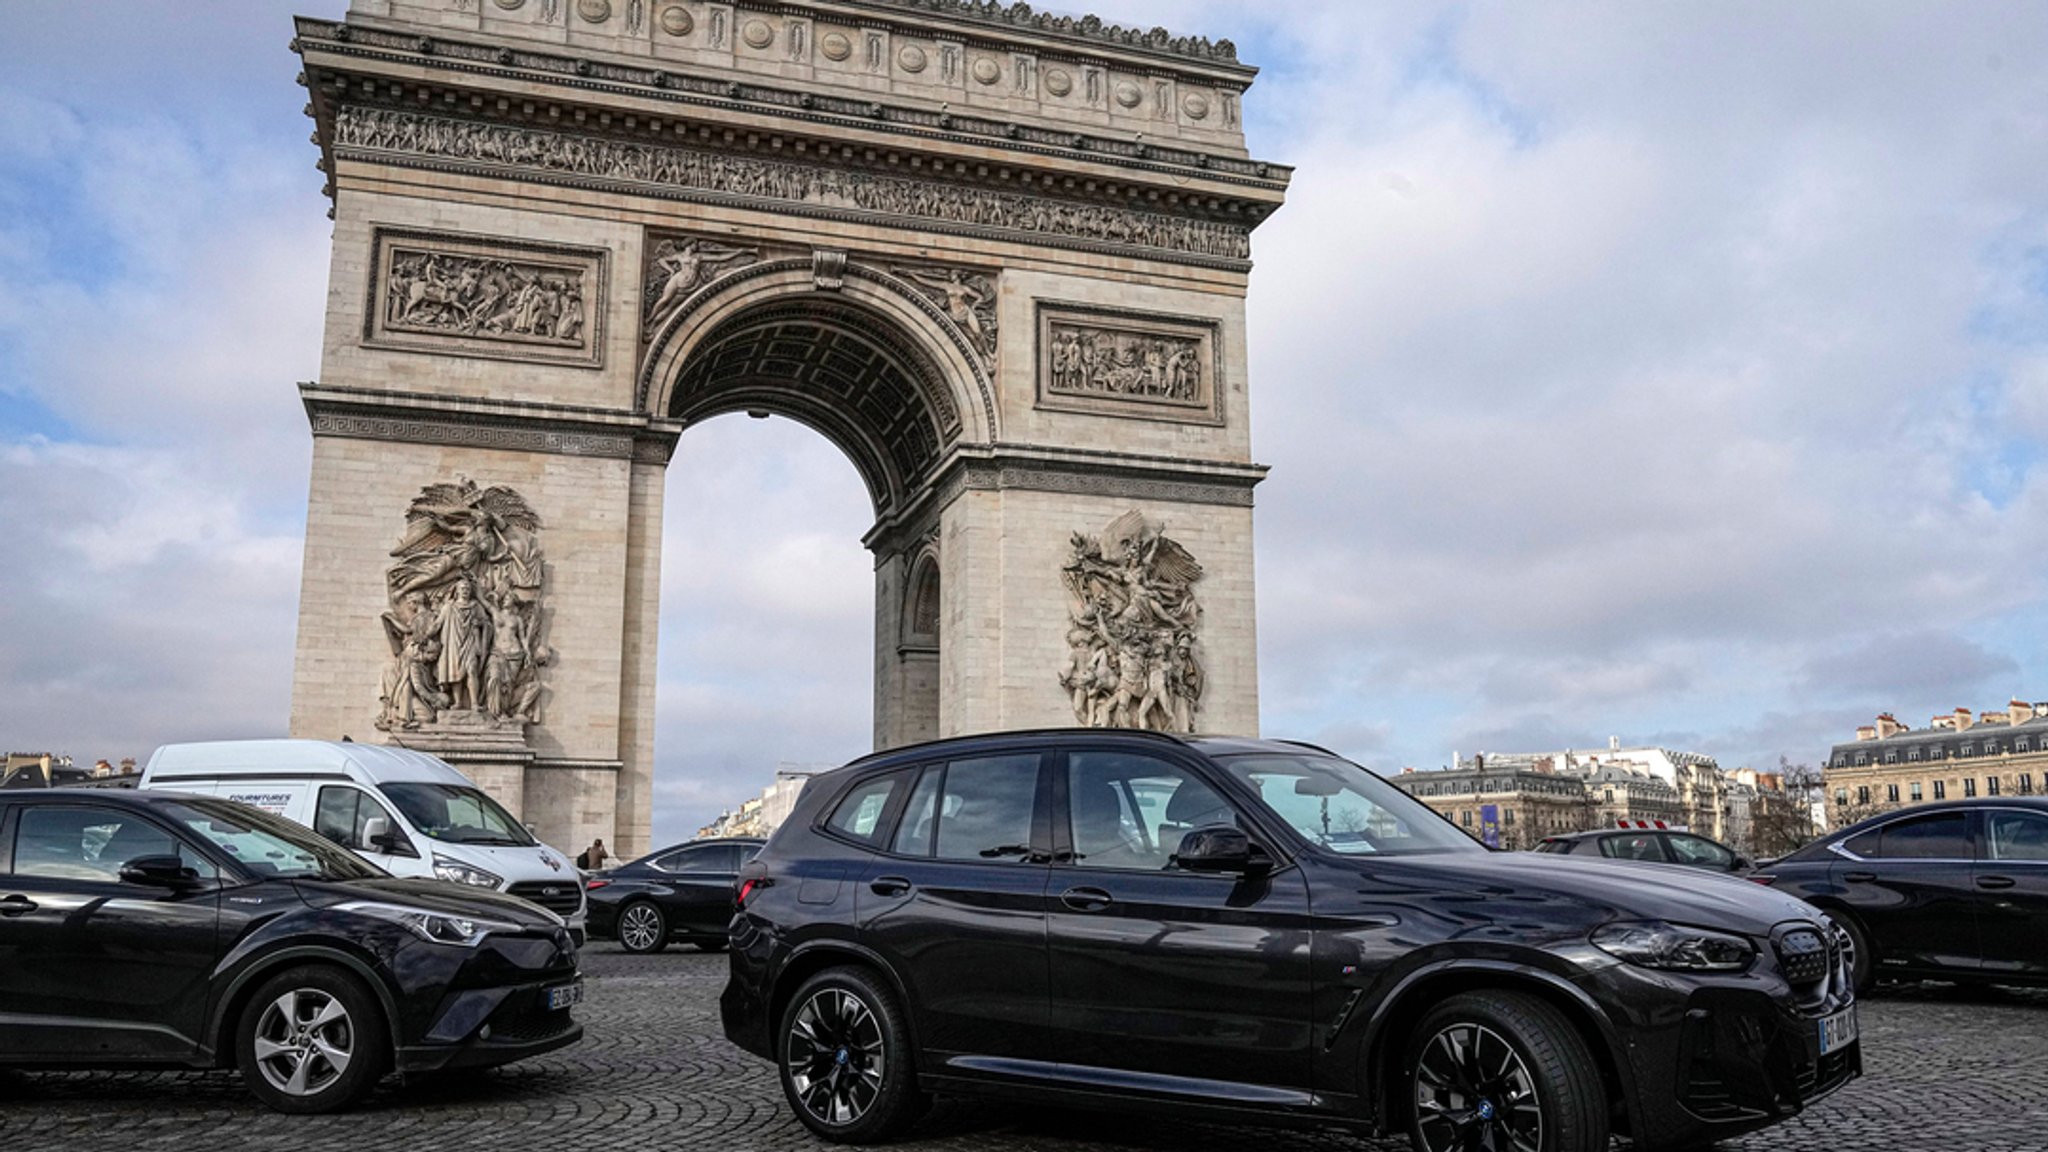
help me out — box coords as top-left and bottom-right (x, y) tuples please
(1035, 302), (1222, 425)
(365, 227), (608, 368)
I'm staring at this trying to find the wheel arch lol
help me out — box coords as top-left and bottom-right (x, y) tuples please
(206, 944), (403, 1070)
(770, 940), (922, 1068)
(1360, 959), (1642, 1141)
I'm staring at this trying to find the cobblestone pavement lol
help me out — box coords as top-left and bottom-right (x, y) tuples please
(4, 948), (2048, 1152)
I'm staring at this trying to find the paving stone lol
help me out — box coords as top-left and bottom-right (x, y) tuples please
(2, 951), (2043, 1151)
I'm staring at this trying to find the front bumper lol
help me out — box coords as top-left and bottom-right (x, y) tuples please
(394, 927), (585, 1074)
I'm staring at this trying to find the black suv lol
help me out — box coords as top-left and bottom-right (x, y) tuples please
(0, 789), (583, 1112)
(723, 731), (1860, 1152)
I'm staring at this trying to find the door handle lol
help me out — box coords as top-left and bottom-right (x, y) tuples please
(1843, 871), (1876, 883)
(0, 895), (37, 917)
(1060, 886), (1113, 912)
(869, 876), (912, 898)
(1978, 875), (2017, 890)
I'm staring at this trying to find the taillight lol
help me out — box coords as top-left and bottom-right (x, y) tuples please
(585, 879), (610, 891)
(1746, 873), (1776, 886)
(736, 877), (761, 906)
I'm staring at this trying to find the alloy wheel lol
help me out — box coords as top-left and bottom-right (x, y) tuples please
(784, 987), (887, 1126)
(251, 988), (355, 1098)
(1413, 1021), (1544, 1152)
(620, 903), (662, 951)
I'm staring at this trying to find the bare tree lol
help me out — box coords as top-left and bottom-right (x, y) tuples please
(1749, 757), (1824, 859)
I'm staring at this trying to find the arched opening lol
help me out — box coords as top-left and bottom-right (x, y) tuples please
(650, 291), (959, 841)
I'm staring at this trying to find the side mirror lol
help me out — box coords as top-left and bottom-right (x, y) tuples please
(1733, 856), (1753, 871)
(119, 854), (201, 889)
(362, 816), (390, 846)
(1171, 824), (1267, 875)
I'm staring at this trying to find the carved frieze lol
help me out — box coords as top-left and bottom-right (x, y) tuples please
(378, 477), (552, 735)
(331, 107), (1253, 264)
(890, 263), (998, 367)
(366, 228), (607, 367)
(1036, 303), (1220, 424)
(640, 232), (767, 341)
(1059, 511), (1205, 734)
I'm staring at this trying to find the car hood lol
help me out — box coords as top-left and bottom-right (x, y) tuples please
(294, 876), (564, 928)
(420, 840), (576, 883)
(1336, 850), (1823, 938)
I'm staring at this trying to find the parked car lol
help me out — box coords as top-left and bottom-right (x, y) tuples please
(586, 836), (765, 953)
(0, 788), (582, 1112)
(1534, 827), (1756, 874)
(139, 740), (588, 942)
(1754, 797), (2048, 991)
(721, 730), (1860, 1152)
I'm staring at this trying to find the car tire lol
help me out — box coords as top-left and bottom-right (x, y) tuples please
(617, 900), (669, 954)
(778, 966), (925, 1144)
(1834, 914), (1875, 994)
(235, 964), (389, 1114)
(1404, 991), (1608, 1152)
(694, 937), (730, 953)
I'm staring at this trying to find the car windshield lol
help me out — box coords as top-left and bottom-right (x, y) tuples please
(1218, 753), (1482, 856)
(379, 782), (535, 846)
(163, 797), (385, 882)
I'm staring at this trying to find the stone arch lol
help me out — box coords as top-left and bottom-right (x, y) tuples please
(902, 541), (942, 650)
(636, 259), (998, 476)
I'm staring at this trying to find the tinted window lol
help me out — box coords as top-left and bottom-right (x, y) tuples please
(1987, 811), (2048, 862)
(826, 771), (908, 845)
(1599, 833), (1668, 863)
(1877, 812), (1970, 859)
(1666, 835), (1735, 869)
(891, 767), (943, 857)
(932, 755), (1041, 863)
(666, 845), (744, 873)
(1066, 751), (1237, 871)
(314, 786), (405, 853)
(12, 806), (197, 882)
(1532, 839), (1570, 854)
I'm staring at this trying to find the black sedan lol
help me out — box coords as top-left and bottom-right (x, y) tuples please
(1534, 827), (1756, 873)
(0, 788), (582, 1112)
(585, 836), (763, 953)
(1757, 797), (2048, 991)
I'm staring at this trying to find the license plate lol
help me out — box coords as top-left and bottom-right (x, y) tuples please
(1817, 1005), (1857, 1054)
(546, 980), (584, 1011)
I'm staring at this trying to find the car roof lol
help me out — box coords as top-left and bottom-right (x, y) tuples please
(143, 739), (469, 785)
(836, 728), (1339, 774)
(1824, 796), (2048, 840)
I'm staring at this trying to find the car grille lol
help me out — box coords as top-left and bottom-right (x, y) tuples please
(508, 881), (583, 917)
(1777, 929), (1829, 985)
(491, 1006), (577, 1044)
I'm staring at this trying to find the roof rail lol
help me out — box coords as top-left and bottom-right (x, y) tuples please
(838, 726), (1196, 770)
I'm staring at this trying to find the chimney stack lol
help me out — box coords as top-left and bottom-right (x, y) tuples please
(2011, 700), (2035, 725)
(1955, 707), (1975, 732)
(1856, 725), (1878, 742)
(1876, 713), (1903, 739)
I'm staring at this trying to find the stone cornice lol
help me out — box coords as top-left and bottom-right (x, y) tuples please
(300, 382), (682, 463)
(817, 0), (1251, 71)
(294, 18), (1290, 195)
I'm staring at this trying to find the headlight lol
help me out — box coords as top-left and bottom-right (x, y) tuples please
(336, 900), (521, 948)
(432, 854), (504, 889)
(1591, 921), (1755, 972)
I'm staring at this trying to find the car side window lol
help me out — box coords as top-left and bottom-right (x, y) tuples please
(825, 771), (910, 846)
(1065, 751), (1236, 872)
(1877, 812), (1971, 860)
(1599, 833), (1667, 862)
(1666, 835), (1734, 869)
(885, 754), (1041, 863)
(313, 786), (406, 853)
(1987, 812), (2048, 862)
(667, 846), (744, 873)
(12, 805), (212, 883)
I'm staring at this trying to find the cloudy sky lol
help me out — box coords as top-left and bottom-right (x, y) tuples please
(4, 2), (2046, 847)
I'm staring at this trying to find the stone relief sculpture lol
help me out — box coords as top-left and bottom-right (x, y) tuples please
(377, 477), (552, 732)
(892, 264), (997, 364)
(1048, 322), (1202, 402)
(383, 247), (589, 349)
(333, 107), (1253, 262)
(1060, 511), (1205, 733)
(643, 236), (760, 338)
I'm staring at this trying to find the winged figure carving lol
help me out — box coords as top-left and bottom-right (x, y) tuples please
(1060, 511), (1205, 734)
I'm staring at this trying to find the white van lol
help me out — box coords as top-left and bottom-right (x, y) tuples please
(140, 739), (587, 941)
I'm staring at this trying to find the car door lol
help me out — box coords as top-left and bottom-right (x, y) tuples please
(655, 843), (747, 935)
(1663, 833), (1738, 872)
(1834, 809), (1979, 977)
(312, 783), (420, 872)
(853, 752), (1055, 1069)
(0, 800), (222, 1060)
(1044, 747), (1315, 1096)
(1974, 808), (2048, 981)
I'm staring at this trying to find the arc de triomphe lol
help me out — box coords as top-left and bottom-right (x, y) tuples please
(286, 0), (1290, 857)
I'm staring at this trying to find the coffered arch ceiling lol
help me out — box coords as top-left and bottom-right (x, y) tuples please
(666, 297), (956, 517)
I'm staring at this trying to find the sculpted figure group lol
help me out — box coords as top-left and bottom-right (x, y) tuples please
(1059, 512), (1206, 733)
(377, 478), (553, 732)
(1049, 325), (1202, 402)
(384, 250), (588, 347)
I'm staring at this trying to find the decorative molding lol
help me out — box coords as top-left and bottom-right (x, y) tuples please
(812, 248), (849, 291)
(330, 106), (1253, 265)
(1036, 301), (1222, 425)
(932, 455), (1258, 512)
(365, 226), (607, 368)
(813, 0), (1242, 66)
(529, 757), (625, 772)
(311, 408), (638, 459)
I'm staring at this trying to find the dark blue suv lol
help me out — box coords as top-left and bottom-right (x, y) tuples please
(722, 730), (1861, 1152)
